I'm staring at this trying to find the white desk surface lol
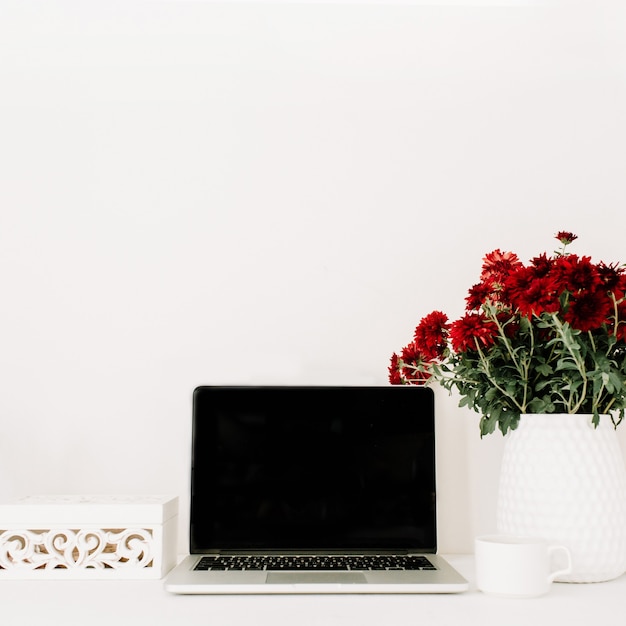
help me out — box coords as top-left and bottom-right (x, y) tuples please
(2, 555), (625, 626)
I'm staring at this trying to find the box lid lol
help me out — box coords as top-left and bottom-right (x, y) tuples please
(0, 495), (178, 526)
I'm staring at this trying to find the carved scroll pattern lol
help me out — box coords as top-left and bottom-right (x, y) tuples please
(0, 528), (154, 571)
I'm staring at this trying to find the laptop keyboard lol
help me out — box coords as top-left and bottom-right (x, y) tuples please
(195, 555), (436, 571)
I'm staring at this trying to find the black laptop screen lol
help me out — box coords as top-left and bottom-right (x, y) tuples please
(190, 386), (436, 553)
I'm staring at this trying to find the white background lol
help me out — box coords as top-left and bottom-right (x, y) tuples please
(1, 0), (625, 554)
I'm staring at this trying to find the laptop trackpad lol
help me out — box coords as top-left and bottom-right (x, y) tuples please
(267, 572), (367, 585)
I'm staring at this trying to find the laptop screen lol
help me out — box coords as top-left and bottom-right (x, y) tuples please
(190, 386), (436, 553)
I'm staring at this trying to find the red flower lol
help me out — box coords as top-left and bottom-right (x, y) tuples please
(553, 255), (602, 294)
(391, 342), (433, 382)
(388, 353), (404, 384)
(449, 313), (498, 353)
(563, 289), (612, 331)
(480, 249), (523, 287)
(504, 266), (561, 317)
(413, 310), (449, 360)
(619, 275), (626, 301)
(529, 253), (554, 278)
(597, 262), (626, 300)
(465, 282), (493, 310)
(555, 231), (578, 245)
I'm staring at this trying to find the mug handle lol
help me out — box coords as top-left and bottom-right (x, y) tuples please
(547, 545), (572, 582)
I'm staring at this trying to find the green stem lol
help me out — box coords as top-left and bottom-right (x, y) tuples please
(550, 313), (587, 413)
(474, 340), (526, 412)
(486, 304), (531, 410)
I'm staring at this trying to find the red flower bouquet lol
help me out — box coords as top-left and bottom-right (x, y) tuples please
(389, 233), (626, 436)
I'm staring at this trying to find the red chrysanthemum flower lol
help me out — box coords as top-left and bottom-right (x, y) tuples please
(465, 282), (492, 310)
(480, 249), (523, 286)
(555, 231), (578, 245)
(529, 253), (555, 278)
(619, 275), (626, 302)
(398, 342), (432, 382)
(563, 289), (612, 331)
(388, 353), (404, 384)
(553, 255), (602, 294)
(597, 262), (626, 300)
(504, 267), (561, 317)
(389, 348), (432, 384)
(413, 310), (449, 360)
(400, 341), (421, 364)
(449, 313), (499, 353)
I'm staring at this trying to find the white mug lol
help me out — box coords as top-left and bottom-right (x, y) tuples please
(475, 535), (572, 598)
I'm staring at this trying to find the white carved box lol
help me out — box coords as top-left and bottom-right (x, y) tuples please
(0, 495), (178, 579)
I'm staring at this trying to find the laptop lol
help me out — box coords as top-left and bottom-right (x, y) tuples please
(164, 385), (468, 594)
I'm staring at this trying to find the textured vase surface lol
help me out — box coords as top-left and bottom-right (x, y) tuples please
(496, 413), (626, 583)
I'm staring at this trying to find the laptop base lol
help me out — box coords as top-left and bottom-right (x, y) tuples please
(164, 554), (469, 594)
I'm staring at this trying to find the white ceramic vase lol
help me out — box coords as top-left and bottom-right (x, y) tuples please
(496, 413), (626, 583)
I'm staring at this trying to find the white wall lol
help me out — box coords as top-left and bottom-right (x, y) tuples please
(1, 0), (625, 554)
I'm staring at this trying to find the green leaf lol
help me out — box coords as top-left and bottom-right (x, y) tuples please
(535, 380), (554, 392)
(555, 358), (580, 371)
(609, 371), (623, 392)
(535, 363), (553, 376)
